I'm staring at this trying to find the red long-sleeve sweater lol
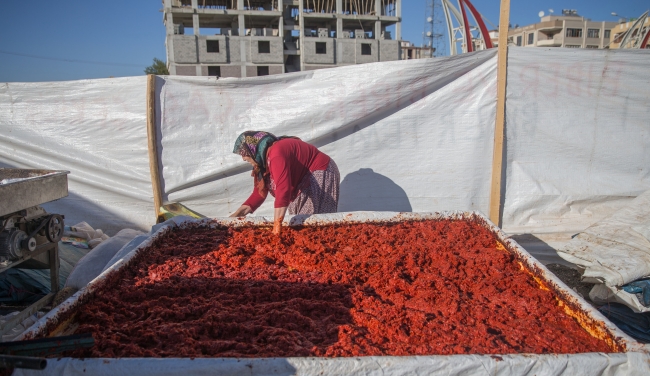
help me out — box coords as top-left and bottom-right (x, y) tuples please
(243, 138), (330, 212)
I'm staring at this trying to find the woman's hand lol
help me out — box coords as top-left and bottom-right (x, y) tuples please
(273, 218), (282, 235)
(272, 207), (287, 235)
(229, 205), (252, 217)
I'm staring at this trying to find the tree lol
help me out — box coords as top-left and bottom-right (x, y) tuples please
(144, 58), (169, 75)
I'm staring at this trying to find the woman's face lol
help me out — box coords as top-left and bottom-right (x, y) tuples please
(242, 156), (256, 167)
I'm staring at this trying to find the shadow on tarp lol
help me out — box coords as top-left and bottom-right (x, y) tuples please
(509, 234), (573, 266)
(62, 275), (353, 360)
(41, 191), (150, 236)
(339, 168), (412, 212)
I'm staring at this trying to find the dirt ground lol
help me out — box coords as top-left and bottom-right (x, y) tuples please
(545, 263), (595, 305)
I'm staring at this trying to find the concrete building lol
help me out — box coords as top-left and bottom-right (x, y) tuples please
(508, 10), (617, 49)
(400, 41), (433, 60)
(162, 0), (402, 78)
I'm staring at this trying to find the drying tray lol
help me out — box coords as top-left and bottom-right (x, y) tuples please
(15, 211), (650, 376)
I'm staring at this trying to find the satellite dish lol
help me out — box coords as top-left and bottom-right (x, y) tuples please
(549, 9), (554, 13)
(426, 31), (432, 37)
(538, 11), (545, 17)
(427, 17), (433, 23)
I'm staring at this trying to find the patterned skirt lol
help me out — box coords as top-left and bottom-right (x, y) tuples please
(287, 160), (340, 215)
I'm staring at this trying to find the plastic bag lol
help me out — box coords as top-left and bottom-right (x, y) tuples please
(64, 229), (144, 290)
(64, 222), (110, 248)
(61, 236), (89, 249)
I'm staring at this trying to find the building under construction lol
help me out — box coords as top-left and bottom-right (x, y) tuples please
(162, 0), (402, 77)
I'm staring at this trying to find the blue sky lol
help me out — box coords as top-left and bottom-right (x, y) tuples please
(0, 0), (647, 82)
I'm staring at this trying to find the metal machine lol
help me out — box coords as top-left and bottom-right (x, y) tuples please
(0, 168), (69, 338)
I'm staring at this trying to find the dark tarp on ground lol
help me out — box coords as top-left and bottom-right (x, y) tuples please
(0, 242), (88, 303)
(599, 303), (650, 343)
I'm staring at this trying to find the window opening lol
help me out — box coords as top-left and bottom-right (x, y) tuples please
(566, 28), (582, 38)
(257, 66), (270, 76)
(587, 29), (600, 38)
(208, 66), (221, 76)
(361, 43), (371, 55)
(258, 41), (271, 53)
(316, 42), (327, 54)
(207, 40), (220, 53)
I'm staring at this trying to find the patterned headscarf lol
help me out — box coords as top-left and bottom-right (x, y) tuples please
(233, 131), (279, 196)
(233, 131), (278, 172)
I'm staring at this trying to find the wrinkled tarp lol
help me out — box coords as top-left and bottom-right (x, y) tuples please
(1, 49), (649, 236)
(0, 242), (87, 303)
(12, 352), (650, 376)
(558, 189), (650, 288)
(600, 303), (650, 343)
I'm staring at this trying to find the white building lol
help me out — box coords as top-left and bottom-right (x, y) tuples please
(507, 10), (617, 49)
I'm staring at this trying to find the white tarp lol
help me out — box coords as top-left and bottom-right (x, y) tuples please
(1, 48), (649, 237)
(0, 77), (154, 235)
(558, 189), (650, 287)
(13, 352), (650, 376)
(503, 48), (650, 234)
(557, 189), (650, 312)
(157, 51), (498, 219)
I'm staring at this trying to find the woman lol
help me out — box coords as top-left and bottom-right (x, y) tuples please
(229, 131), (340, 235)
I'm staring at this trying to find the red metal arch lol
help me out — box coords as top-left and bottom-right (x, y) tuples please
(458, 0), (493, 53)
(641, 27), (650, 49)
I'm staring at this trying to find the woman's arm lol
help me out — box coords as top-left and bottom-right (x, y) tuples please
(229, 205), (252, 217)
(273, 206), (287, 235)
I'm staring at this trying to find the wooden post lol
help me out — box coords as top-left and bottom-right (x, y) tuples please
(146, 74), (163, 221)
(488, 0), (510, 227)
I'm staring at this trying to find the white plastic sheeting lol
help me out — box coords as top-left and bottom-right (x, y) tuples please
(558, 189), (650, 287)
(590, 283), (650, 314)
(557, 189), (650, 312)
(157, 51), (498, 219)
(0, 77), (154, 234)
(1, 48), (649, 237)
(13, 352), (650, 376)
(503, 48), (650, 234)
(64, 228), (145, 290)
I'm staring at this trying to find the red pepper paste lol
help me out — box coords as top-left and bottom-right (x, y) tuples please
(68, 220), (616, 358)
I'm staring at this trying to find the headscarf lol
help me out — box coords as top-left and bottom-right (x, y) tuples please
(233, 131), (279, 196)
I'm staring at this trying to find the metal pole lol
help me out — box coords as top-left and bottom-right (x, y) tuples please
(395, 0), (401, 40)
(299, 0), (305, 71)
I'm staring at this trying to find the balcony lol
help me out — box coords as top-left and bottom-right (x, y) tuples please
(537, 39), (561, 47)
(536, 20), (564, 32)
(537, 34), (562, 47)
